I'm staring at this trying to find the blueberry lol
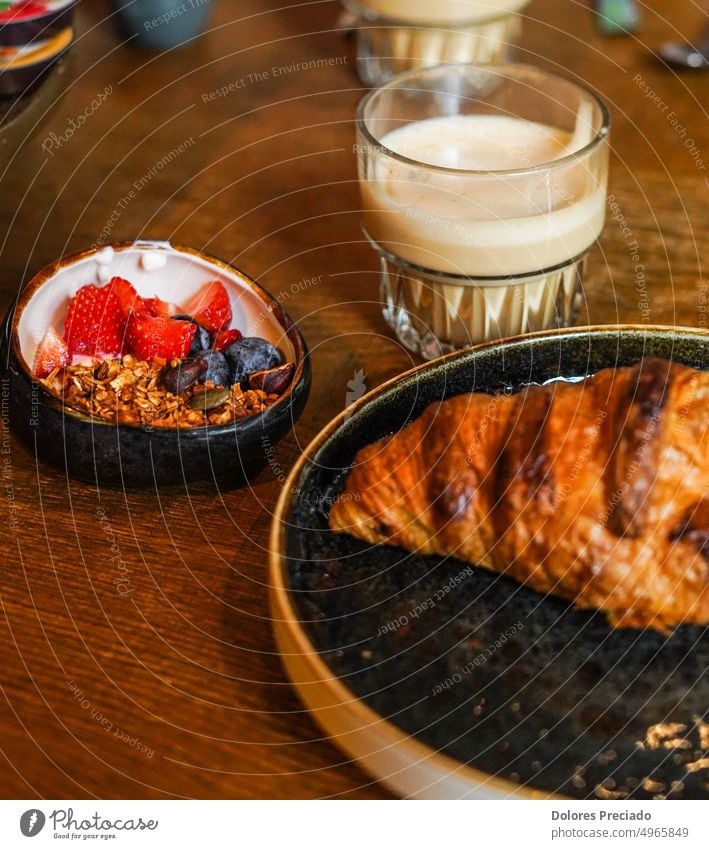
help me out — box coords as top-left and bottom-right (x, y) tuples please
(224, 337), (282, 384)
(171, 314), (211, 355)
(198, 350), (230, 388)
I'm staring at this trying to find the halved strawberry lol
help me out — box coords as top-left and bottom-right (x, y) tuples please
(34, 327), (70, 378)
(107, 277), (177, 320)
(108, 277), (144, 319)
(212, 328), (242, 352)
(143, 296), (177, 317)
(183, 281), (232, 333)
(64, 283), (125, 356)
(125, 313), (196, 360)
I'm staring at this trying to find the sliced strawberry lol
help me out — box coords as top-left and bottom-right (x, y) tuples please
(143, 296), (175, 317)
(184, 281), (232, 333)
(107, 278), (177, 320)
(64, 283), (125, 356)
(34, 327), (70, 378)
(212, 328), (242, 352)
(108, 277), (145, 319)
(125, 313), (196, 360)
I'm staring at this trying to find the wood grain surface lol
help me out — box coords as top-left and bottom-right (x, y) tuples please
(0, 0), (706, 799)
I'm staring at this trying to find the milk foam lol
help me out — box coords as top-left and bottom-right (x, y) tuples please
(358, 0), (528, 24)
(362, 114), (606, 276)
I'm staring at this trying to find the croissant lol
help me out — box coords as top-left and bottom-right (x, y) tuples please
(329, 358), (709, 631)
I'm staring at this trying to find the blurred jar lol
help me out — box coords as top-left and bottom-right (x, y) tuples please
(109, 0), (213, 50)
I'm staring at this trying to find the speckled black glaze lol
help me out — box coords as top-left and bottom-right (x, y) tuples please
(283, 327), (709, 800)
(0, 280), (310, 489)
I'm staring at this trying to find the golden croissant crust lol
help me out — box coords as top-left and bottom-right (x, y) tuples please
(328, 358), (709, 631)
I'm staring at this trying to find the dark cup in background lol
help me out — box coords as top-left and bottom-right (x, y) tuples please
(109, 0), (213, 50)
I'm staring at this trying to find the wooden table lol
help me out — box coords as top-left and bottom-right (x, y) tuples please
(0, 0), (706, 799)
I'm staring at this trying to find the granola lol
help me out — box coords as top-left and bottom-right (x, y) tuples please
(46, 355), (280, 428)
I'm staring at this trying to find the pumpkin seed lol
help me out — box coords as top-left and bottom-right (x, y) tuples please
(188, 387), (231, 411)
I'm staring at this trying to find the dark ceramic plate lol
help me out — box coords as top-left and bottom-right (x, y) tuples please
(270, 325), (709, 799)
(1, 240), (310, 487)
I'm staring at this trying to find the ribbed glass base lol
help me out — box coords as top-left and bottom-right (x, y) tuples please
(379, 253), (585, 359)
(348, 10), (523, 87)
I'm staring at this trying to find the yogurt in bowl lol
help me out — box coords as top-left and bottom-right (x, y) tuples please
(2, 240), (311, 487)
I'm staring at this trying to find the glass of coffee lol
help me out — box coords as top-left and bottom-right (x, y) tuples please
(344, 0), (529, 87)
(355, 64), (611, 359)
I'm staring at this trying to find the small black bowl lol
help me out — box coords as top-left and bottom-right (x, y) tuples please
(1, 240), (310, 487)
(271, 325), (709, 799)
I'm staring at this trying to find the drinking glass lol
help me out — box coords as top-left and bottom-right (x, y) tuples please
(356, 64), (611, 358)
(344, 0), (529, 86)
